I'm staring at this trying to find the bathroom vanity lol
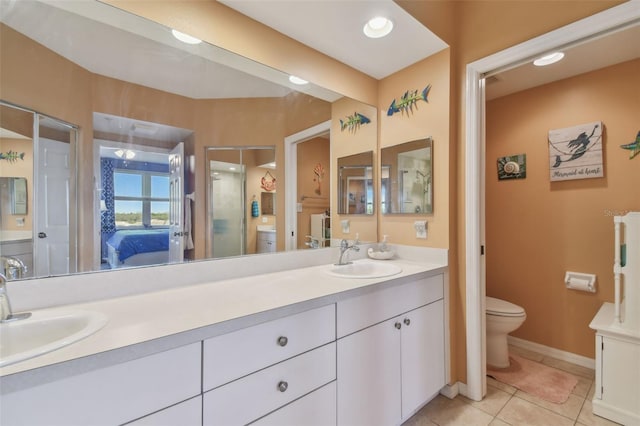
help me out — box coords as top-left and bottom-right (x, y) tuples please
(0, 246), (448, 426)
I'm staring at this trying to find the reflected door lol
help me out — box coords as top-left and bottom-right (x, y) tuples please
(168, 142), (184, 263)
(34, 137), (71, 276)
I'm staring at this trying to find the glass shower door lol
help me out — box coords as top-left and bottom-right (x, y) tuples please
(206, 149), (245, 258)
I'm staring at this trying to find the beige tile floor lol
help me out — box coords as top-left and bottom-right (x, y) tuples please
(402, 345), (622, 426)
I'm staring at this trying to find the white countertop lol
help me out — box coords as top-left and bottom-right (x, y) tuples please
(589, 302), (640, 340)
(0, 230), (32, 243)
(0, 249), (446, 389)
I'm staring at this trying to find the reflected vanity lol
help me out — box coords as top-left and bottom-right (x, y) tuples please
(380, 138), (433, 215)
(337, 151), (374, 215)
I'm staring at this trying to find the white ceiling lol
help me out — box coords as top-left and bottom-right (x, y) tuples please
(220, 0), (639, 98)
(219, 0), (448, 79)
(486, 24), (640, 100)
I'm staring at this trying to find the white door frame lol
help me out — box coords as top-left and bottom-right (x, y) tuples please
(464, 2), (640, 401)
(284, 120), (332, 251)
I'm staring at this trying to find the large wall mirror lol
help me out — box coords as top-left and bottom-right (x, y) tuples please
(0, 0), (378, 281)
(381, 138), (433, 215)
(337, 151), (374, 215)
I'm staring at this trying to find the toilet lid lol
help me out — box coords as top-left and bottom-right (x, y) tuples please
(486, 297), (525, 316)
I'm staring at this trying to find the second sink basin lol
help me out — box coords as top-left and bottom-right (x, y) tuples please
(0, 309), (108, 368)
(327, 259), (402, 279)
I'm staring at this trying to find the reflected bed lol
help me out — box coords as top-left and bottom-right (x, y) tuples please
(106, 229), (169, 269)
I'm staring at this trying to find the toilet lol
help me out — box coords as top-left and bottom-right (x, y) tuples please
(486, 296), (526, 368)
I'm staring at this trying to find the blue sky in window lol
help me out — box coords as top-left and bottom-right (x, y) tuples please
(114, 173), (169, 213)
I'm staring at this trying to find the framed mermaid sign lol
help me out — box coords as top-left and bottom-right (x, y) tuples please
(548, 121), (603, 181)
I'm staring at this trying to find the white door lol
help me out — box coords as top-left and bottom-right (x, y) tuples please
(168, 142), (184, 263)
(401, 301), (446, 419)
(34, 137), (71, 277)
(337, 318), (402, 426)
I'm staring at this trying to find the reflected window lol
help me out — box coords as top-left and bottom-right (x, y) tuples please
(114, 171), (169, 228)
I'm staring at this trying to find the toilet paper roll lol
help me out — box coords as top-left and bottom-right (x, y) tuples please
(565, 273), (596, 292)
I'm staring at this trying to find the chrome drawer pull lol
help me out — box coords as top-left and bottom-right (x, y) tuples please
(277, 336), (288, 347)
(404, 318), (411, 326)
(394, 322), (402, 330)
(277, 381), (288, 392)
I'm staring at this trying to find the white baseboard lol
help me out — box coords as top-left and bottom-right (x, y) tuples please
(508, 335), (595, 370)
(440, 382), (460, 399)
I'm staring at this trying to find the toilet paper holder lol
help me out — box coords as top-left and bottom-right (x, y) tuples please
(564, 271), (596, 293)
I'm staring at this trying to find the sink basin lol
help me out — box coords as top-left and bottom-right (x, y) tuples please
(327, 259), (402, 279)
(0, 310), (108, 368)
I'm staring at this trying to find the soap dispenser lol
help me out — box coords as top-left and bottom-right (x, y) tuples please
(379, 235), (389, 252)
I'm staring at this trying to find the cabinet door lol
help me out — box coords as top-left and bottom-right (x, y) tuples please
(252, 381), (336, 426)
(600, 336), (640, 417)
(337, 318), (401, 426)
(401, 300), (445, 419)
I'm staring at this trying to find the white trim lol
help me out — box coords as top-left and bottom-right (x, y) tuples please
(439, 382), (459, 399)
(508, 336), (595, 370)
(284, 120), (331, 251)
(464, 1), (640, 402)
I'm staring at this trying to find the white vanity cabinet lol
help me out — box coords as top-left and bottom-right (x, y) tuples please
(337, 276), (445, 426)
(0, 343), (202, 426)
(256, 230), (276, 253)
(126, 396), (202, 426)
(202, 304), (337, 425)
(590, 304), (640, 425)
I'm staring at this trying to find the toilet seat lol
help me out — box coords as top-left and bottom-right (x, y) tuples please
(486, 296), (525, 317)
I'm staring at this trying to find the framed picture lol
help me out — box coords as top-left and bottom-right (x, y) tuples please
(548, 121), (603, 181)
(497, 154), (526, 180)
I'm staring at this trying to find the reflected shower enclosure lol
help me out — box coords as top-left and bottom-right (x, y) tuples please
(205, 147), (276, 259)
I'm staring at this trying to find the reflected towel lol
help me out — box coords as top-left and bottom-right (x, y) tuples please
(185, 192), (195, 250)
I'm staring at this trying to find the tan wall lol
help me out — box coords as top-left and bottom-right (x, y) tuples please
(331, 98), (378, 243)
(378, 49), (450, 248)
(401, 0), (626, 384)
(296, 137), (330, 249)
(486, 59), (640, 358)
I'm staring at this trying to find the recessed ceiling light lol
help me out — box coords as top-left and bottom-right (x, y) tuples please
(533, 52), (565, 66)
(171, 29), (202, 45)
(289, 75), (308, 85)
(363, 16), (393, 39)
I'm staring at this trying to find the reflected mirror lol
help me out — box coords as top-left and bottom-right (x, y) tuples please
(337, 151), (374, 215)
(0, 0), (377, 281)
(381, 138), (433, 214)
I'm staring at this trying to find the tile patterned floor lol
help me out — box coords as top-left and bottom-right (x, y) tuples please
(402, 345), (622, 426)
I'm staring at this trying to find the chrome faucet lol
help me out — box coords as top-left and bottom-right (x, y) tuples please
(0, 272), (30, 322)
(336, 238), (360, 266)
(0, 272), (13, 321)
(1, 255), (27, 280)
(305, 235), (320, 249)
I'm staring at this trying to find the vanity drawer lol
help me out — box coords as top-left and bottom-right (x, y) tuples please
(1, 343), (201, 426)
(203, 342), (336, 426)
(126, 396), (202, 426)
(337, 274), (443, 337)
(252, 381), (336, 426)
(203, 304), (335, 390)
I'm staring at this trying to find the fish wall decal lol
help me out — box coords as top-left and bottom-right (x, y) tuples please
(340, 112), (371, 132)
(0, 150), (25, 163)
(620, 131), (640, 159)
(387, 84), (431, 116)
